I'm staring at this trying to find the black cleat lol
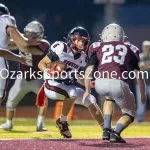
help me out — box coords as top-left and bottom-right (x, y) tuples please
(102, 128), (111, 140)
(110, 131), (126, 143)
(56, 118), (72, 138)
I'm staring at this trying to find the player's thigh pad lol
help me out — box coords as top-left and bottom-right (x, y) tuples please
(95, 78), (111, 97)
(75, 88), (96, 107)
(110, 79), (136, 117)
(44, 80), (76, 100)
(6, 79), (31, 110)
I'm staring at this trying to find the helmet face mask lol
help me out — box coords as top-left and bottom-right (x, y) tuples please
(67, 27), (90, 53)
(24, 21), (44, 40)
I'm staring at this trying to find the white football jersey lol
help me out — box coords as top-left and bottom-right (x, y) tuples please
(51, 41), (87, 72)
(0, 15), (16, 49)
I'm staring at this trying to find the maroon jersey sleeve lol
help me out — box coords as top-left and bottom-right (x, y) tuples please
(129, 48), (140, 70)
(88, 42), (101, 58)
(87, 51), (99, 68)
(127, 43), (140, 59)
(36, 39), (50, 54)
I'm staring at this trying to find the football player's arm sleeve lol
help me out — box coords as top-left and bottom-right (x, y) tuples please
(47, 50), (59, 62)
(86, 52), (99, 68)
(7, 27), (30, 47)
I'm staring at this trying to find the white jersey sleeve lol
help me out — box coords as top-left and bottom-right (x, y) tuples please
(51, 41), (65, 55)
(0, 15), (16, 48)
(2, 15), (16, 29)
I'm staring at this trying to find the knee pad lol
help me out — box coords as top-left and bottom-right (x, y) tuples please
(105, 96), (115, 102)
(0, 90), (6, 100)
(122, 113), (134, 123)
(83, 94), (96, 107)
(6, 100), (16, 111)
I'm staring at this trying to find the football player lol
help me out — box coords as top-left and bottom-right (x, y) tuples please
(83, 23), (147, 143)
(37, 26), (104, 138)
(0, 3), (39, 107)
(0, 21), (50, 131)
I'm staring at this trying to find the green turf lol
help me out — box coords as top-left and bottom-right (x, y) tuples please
(0, 118), (150, 139)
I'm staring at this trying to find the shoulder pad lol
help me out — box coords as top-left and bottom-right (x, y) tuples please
(1, 15), (16, 27)
(51, 41), (66, 55)
(40, 39), (50, 47)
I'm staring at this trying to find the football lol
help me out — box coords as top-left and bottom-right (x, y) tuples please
(46, 61), (66, 71)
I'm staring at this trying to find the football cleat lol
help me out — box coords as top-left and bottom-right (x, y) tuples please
(102, 128), (111, 140)
(0, 123), (13, 131)
(56, 118), (72, 138)
(36, 124), (48, 132)
(110, 131), (126, 143)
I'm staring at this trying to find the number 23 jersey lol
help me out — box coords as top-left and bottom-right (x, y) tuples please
(88, 41), (140, 82)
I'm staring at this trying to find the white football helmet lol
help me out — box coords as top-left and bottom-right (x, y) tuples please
(24, 21), (44, 40)
(101, 23), (126, 42)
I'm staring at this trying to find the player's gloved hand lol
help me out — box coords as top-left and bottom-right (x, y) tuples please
(90, 81), (95, 88)
(141, 93), (147, 104)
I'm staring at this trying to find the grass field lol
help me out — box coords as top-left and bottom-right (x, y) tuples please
(0, 118), (150, 150)
(0, 118), (150, 139)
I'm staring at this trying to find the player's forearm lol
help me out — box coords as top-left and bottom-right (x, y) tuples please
(77, 78), (85, 86)
(8, 39), (18, 50)
(38, 62), (47, 72)
(17, 46), (44, 55)
(84, 66), (93, 93)
(135, 70), (146, 95)
(26, 47), (44, 55)
(0, 49), (20, 62)
(8, 27), (29, 47)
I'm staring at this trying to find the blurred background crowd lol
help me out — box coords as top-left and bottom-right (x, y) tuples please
(1, 0), (150, 122)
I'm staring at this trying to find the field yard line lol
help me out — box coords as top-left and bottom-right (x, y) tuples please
(1, 137), (150, 141)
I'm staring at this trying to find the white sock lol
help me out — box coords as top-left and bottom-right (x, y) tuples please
(6, 119), (12, 125)
(100, 122), (104, 129)
(60, 114), (67, 122)
(37, 116), (44, 127)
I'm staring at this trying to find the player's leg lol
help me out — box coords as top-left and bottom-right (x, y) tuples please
(102, 98), (115, 140)
(75, 88), (104, 128)
(95, 78), (114, 139)
(44, 80), (76, 138)
(109, 80), (135, 143)
(0, 58), (9, 105)
(32, 79), (48, 131)
(0, 78), (29, 130)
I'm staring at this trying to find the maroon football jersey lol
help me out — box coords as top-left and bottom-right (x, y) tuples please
(88, 41), (139, 82)
(19, 39), (50, 80)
